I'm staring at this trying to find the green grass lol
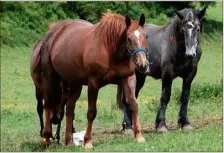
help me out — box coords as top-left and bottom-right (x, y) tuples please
(1, 3), (223, 152)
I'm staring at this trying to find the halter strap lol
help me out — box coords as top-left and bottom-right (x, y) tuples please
(127, 47), (148, 56)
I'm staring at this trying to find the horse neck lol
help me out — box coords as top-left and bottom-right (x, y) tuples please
(114, 31), (128, 60)
(94, 28), (127, 61)
(166, 18), (185, 52)
(167, 18), (182, 38)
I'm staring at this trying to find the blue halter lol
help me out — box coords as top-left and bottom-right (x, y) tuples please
(127, 47), (148, 56)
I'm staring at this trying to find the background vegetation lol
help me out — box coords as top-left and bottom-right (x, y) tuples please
(1, 1), (215, 47)
(1, 1), (223, 152)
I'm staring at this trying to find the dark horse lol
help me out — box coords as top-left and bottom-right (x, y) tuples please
(38, 13), (149, 148)
(118, 7), (207, 132)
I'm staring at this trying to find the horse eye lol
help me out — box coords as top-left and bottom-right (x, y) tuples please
(146, 35), (148, 39)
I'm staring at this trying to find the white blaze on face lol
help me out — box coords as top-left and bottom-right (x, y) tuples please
(133, 30), (147, 67)
(187, 22), (195, 37)
(186, 11), (195, 37)
(134, 30), (140, 46)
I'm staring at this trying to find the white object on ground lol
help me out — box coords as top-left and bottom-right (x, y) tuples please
(73, 130), (86, 146)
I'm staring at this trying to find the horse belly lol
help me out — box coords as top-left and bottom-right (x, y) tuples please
(51, 47), (87, 84)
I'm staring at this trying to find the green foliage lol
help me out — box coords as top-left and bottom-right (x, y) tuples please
(172, 83), (222, 104)
(0, 2), (78, 47)
(1, 1), (216, 47)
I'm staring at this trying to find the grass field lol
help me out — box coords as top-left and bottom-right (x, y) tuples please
(1, 3), (223, 152)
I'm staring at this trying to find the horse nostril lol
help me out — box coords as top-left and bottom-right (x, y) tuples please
(193, 53), (196, 58)
(186, 54), (194, 60)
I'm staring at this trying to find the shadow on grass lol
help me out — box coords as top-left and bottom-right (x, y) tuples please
(20, 141), (63, 152)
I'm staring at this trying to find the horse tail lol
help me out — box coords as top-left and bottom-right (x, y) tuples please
(32, 39), (43, 73)
(116, 85), (124, 110)
(33, 20), (74, 76)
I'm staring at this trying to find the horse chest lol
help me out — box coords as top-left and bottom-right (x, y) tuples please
(174, 61), (194, 77)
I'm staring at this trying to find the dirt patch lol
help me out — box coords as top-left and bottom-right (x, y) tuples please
(96, 116), (222, 136)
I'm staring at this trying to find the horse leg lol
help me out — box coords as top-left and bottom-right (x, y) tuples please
(41, 78), (61, 144)
(54, 101), (65, 144)
(84, 80), (99, 148)
(155, 74), (173, 132)
(72, 112), (76, 133)
(40, 90), (53, 144)
(65, 86), (82, 146)
(40, 107), (53, 145)
(54, 82), (70, 143)
(122, 71), (146, 131)
(36, 88), (44, 137)
(122, 75), (145, 143)
(178, 69), (197, 130)
(122, 100), (132, 131)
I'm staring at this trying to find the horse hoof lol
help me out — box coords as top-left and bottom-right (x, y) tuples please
(182, 124), (193, 131)
(65, 140), (74, 146)
(123, 129), (133, 135)
(84, 142), (93, 149)
(40, 137), (51, 145)
(136, 136), (145, 143)
(156, 126), (168, 133)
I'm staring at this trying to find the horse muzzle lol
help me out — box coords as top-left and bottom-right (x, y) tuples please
(185, 46), (196, 61)
(136, 60), (150, 74)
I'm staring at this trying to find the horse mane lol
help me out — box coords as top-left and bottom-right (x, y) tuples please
(156, 15), (178, 33)
(94, 13), (139, 52)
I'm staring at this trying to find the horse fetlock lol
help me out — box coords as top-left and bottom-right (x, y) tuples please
(178, 117), (190, 126)
(65, 135), (73, 146)
(122, 121), (132, 131)
(42, 131), (53, 139)
(40, 137), (53, 145)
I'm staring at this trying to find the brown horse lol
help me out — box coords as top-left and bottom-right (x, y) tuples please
(39, 13), (149, 148)
(30, 19), (93, 144)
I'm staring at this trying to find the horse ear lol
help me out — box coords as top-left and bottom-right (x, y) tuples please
(198, 6), (207, 19)
(175, 10), (184, 20)
(139, 14), (145, 27)
(125, 15), (131, 29)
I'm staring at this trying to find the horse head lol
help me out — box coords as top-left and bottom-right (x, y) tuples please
(175, 7), (207, 60)
(125, 14), (149, 73)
